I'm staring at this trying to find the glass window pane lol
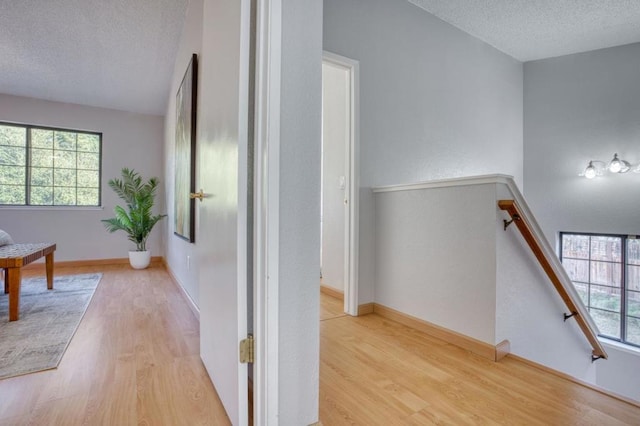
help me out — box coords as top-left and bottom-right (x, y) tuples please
(589, 285), (620, 312)
(590, 236), (622, 262)
(54, 131), (76, 151)
(31, 148), (54, 167)
(77, 188), (99, 206)
(30, 167), (53, 187)
(31, 129), (53, 149)
(590, 309), (621, 339)
(30, 186), (53, 205)
(77, 170), (99, 188)
(562, 234), (589, 259)
(0, 165), (26, 185)
(590, 261), (621, 287)
(628, 291), (640, 318)
(54, 150), (76, 169)
(0, 145), (26, 165)
(628, 239), (640, 266)
(573, 282), (589, 305)
(54, 168), (76, 187)
(0, 184), (25, 204)
(53, 187), (76, 205)
(77, 133), (100, 152)
(78, 152), (99, 170)
(563, 258), (589, 282)
(0, 125), (26, 147)
(627, 317), (640, 346)
(628, 265), (640, 292)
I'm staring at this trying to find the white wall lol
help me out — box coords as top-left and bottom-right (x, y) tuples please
(524, 41), (640, 403)
(324, 0), (523, 304)
(321, 61), (348, 293)
(278, 0), (323, 423)
(0, 94), (164, 261)
(375, 184), (498, 343)
(163, 0), (203, 307)
(597, 342), (640, 402)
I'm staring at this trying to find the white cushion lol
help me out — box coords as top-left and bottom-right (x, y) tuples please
(0, 230), (14, 246)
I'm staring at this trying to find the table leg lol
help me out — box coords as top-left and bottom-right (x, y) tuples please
(3, 268), (7, 294)
(46, 251), (54, 290)
(8, 267), (21, 321)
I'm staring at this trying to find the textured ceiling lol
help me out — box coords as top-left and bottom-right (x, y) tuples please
(409, 0), (640, 61)
(0, 0), (188, 116)
(2, 1), (639, 116)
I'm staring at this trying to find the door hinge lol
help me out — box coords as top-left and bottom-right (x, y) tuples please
(239, 334), (254, 364)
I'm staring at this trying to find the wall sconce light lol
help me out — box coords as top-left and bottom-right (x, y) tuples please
(608, 153), (630, 173)
(582, 160), (606, 179)
(584, 161), (598, 179)
(583, 154), (637, 179)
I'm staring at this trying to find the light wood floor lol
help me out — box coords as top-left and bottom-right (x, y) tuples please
(320, 290), (346, 321)
(3, 266), (639, 425)
(0, 264), (230, 425)
(319, 293), (640, 425)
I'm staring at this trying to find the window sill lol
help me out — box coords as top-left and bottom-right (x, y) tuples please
(600, 339), (640, 357)
(0, 205), (104, 211)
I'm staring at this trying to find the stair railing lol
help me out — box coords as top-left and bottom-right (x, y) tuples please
(499, 199), (607, 361)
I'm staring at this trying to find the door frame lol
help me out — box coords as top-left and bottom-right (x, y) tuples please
(253, 0), (281, 424)
(252, 19), (360, 423)
(322, 51), (360, 316)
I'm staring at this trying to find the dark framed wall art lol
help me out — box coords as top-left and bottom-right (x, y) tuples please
(174, 53), (198, 242)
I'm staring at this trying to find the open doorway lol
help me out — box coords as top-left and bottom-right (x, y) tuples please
(321, 52), (359, 317)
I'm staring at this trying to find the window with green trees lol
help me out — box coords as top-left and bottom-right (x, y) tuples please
(0, 123), (101, 206)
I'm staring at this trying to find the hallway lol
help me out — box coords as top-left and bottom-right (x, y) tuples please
(319, 293), (640, 425)
(2, 266), (638, 424)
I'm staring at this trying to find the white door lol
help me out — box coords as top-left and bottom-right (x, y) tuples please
(196, 0), (252, 424)
(321, 61), (349, 298)
(321, 52), (360, 316)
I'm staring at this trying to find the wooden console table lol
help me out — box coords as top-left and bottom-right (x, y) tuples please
(1, 243), (56, 321)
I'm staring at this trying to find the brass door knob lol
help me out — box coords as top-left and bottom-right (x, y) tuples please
(190, 189), (205, 201)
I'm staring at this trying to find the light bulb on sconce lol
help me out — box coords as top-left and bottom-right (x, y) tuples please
(584, 161), (597, 179)
(582, 160), (605, 179)
(608, 153), (630, 173)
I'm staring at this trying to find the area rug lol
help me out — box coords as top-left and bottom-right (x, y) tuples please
(0, 273), (102, 379)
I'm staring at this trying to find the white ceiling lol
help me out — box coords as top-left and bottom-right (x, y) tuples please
(0, 0), (188, 116)
(2, 1), (640, 116)
(409, 0), (640, 61)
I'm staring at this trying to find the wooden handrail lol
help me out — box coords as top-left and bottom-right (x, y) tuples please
(498, 199), (608, 360)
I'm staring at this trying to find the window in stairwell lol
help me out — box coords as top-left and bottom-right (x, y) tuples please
(560, 232), (640, 348)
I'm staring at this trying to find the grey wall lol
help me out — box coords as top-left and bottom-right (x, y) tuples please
(278, 0), (323, 422)
(323, 0), (523, 303)
(524, 43), (640, 243)
(0, 94), (164, 261)
(163, 0), (203, 307)
(524, 42), (640, 403)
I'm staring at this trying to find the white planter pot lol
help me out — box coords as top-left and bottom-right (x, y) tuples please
(129, 250), (151, 269)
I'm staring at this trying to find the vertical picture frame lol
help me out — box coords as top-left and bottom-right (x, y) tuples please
(174, 53), (198, 242)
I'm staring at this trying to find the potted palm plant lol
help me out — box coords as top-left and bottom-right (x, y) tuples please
(102, 168), (167, 269)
